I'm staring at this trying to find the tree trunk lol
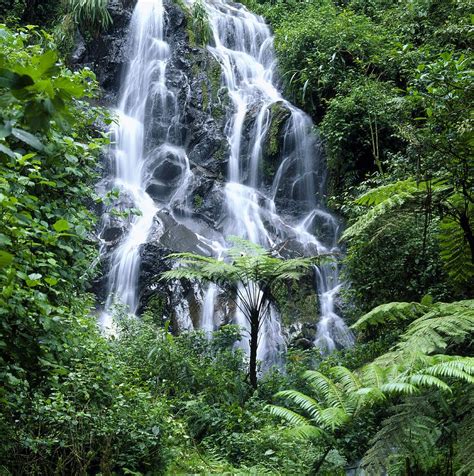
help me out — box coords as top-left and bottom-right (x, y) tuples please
(310, 446), (331, 475)
(459, 211), (474, 263)
(249, 310), (259, 389)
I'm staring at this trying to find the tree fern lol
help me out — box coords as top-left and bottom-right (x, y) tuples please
(454, 406), (474, 476)
(361, 397), (440, 475)
(353, 299), (474, 356)
(439, 211), (474, 288)
(273, 390), (324, 421)
(355, 179), (430, 207)
(341, 188), (416, 240)
(268, 403), (312, 426)
(162, 238), (317, 388)
(397, 300), (474, 355)
(342, 178), (472, 295)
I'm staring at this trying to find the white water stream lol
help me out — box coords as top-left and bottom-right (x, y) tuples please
(100, 0), (353, 356)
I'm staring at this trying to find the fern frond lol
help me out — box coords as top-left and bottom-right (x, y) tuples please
(355, 179), (427, 206)
(354, 386), (387, 406)
(379, 381), (420, 395)
(439, 211), (474, 288)
(405, 373), (452, 392)
(420, 357), (474, 384)
(455, 406), (474, 476)
(330, 366), (362, 394)
(318, 406), (351, 430)
(341, 177), (455, 242)
(353, 301), (429, 331)
(360, 363), (388, 389)
(362, 398), (439, 474)
(342, 189), (415, 240)
(303, 370), (350, 412)
(399, 300), (474, 354)
(281, 424), (324, 440)
(267, 404), (310, 426)
(274, 390), (323, 421)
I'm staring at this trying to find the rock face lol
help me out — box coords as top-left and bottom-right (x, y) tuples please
(79, 0), (322, 342)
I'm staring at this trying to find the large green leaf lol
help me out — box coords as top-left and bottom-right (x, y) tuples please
(0, 250), (14, 268)
(11, 127), (44, 150)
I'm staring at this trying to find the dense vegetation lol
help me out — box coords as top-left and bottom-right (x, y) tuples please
(243, 0), (473, 311)
(1, 0), (473, 474)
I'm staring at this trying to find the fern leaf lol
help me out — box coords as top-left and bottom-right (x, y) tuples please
(303, 370), (351, 413)
(439, 212), (474, 288)
(353, 301), (429, 331)
(267, 404), (310, 426)
(274, 390), (323, 421)
(355, 179), (425, 206)
(282, 424), (324, 440)
(342, 190), (415, 240)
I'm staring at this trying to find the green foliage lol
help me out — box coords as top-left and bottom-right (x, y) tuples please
(1, 0), (472, 473)
(390, 300), (474, 357)
(2, 319), (172, 474)
(163, 236), (317, 293)
(270, 299), (474, 474)
(273, 1), (390, 118)
(0, 0), (61, 26)
(111, 313), (319, 475)
(342, 213), (450, 314)
(0, 24), (106, 386)
(247, 0), (473, 311)
(192, 0), (211, 47)
(0, 26), (172, 475)
(63, 0), (112, 32)
(353, 301), (428, 331)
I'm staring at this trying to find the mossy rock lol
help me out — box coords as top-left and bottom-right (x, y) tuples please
(264, 101), (291, 163)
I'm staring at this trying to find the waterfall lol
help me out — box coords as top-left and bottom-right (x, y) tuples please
(203, 0), (354, 354)
(100, 0), (353, 355)
(100, 0), (188, 330)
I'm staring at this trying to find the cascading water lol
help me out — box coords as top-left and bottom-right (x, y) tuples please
(201, 0), (354, 355)
(100, 0), (353, 357)
(100, 0), (189, 330)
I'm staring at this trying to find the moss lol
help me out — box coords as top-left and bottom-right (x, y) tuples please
(274, 279), (319, 328)
(213, 143), (227, 161)
(208, 58), (222, 101)
(263, 161), (276, 180)
(201, 79), (209, 110)
(193, 194), (203, 209)
(267, 101), (290, 158)
(172, 0), (196, 45)
(205, 57), (228, 121)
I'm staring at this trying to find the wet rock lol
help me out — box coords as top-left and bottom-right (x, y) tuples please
(160, 223), (213, 256)
(101, 226), (123, 243)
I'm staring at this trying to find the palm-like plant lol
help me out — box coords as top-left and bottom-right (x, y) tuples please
(341, 178), (473, 289)
(162, 237), (318, 388)
(269, 299), (474, 473)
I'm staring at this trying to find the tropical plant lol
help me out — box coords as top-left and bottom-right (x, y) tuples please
(192, 0), (212, 47)
(342, 176), (473, 291)
(162, 238), (318, 388)
(0, 25), (175, 475)
(63, 0), (112, 32)
(269, 299), (474, 473)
